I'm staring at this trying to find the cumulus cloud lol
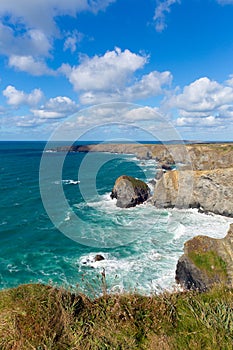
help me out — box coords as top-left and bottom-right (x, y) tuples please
(32, 96), (78, 119)
(62, 48), (148, 92)
(124, 71), (172, 100)
(153, 0), (181, 32)
(9, 55), (56, 76)
(3, 85), (43, 107)
(61, 48), (172, 104)
(165, 76), (233, 130)
(168, 77), (233, 114)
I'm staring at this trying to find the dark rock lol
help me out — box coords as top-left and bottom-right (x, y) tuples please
(111, 175), (150, 208)
(94, 254), (105, 262)
(176, 224), (233, 291)
(176, 256), (209, 291)
(149, 179), (157, 186)
(161, 164), (173, 171)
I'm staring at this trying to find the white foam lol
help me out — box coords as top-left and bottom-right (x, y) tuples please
(45, 149), (57, 153)
(62, 179), (80, 185)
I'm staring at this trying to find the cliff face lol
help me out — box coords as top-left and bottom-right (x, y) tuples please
(111, 175), (150, 208)
(152, 168), (233, 217)
(176, 224), (233, 291)
(69, 143), (233, 170)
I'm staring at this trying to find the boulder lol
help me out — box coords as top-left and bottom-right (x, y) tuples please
(176, 224), (233, 291)
(111, 175), (150, 208)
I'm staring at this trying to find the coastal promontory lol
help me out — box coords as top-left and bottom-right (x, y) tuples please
(176, 223), (233, 291)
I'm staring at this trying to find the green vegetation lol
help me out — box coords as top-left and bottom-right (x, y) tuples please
(189, 250), (227, 280)
(0, 283), (232, 350)
(122, 175), (149, 190)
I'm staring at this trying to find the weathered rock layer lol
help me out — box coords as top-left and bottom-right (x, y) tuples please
(152, 168), (233, 217)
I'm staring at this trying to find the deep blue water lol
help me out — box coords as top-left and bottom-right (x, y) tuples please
(0, 141), (232, 295)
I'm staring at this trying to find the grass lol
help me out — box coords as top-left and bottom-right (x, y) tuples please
(0, 282), (232, 349)
(117, 175), (149, 191)
(189, 250), (228, 281)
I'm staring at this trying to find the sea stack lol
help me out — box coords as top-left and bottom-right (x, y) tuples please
(111, 175), (150, 208)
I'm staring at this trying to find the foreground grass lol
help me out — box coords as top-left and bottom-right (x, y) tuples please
(0, 283), (232, 350)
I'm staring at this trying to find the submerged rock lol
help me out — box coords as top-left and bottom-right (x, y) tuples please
(94, 254), (105, 262)
(176, 224), (233, 291)
(111, 175), (150, 208)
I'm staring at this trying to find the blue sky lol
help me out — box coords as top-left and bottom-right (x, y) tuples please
(1, 0), (233, 141)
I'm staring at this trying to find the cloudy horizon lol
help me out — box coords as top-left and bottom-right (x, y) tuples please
(1, 0), (233, 141)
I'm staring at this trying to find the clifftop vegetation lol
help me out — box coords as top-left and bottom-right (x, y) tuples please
(0, 283), (232, 349)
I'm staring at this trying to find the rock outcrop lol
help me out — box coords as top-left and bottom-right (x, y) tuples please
(176, 224), (233, 291)
(152, 168), (233, 217)
(111, 175), (150, 208)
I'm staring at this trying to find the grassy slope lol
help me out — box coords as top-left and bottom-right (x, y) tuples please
(0, 283), (232, 350)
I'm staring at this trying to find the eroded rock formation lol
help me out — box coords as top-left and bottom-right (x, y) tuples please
(152, 168), (233, 217)
(176, 224), (233, 291)
(111, 175), (150, 208)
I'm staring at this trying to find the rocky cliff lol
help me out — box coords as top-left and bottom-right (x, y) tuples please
(111, 175), (150, 208)
(62, 143), (233, 170)
(152, 168), (233, 217)
(176, 224), (233, 291)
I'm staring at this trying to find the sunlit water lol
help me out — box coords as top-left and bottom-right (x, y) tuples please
(0, 142), (232, 295)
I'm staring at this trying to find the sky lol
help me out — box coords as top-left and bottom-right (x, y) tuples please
(1, 0), (233, 141)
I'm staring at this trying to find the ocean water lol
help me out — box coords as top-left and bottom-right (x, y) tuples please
(0, 141), (232, 295)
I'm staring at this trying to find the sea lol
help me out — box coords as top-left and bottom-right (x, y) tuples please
(0, 141), (232, 296)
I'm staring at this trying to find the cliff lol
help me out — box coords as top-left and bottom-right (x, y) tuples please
(176, 224), (233, 291)
(152, 168), (233, 217)
(62, 143), (233, 170)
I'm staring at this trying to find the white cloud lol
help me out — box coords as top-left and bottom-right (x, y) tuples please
(164, 76), (233, 130)
(78, 70), (172, 105)
(9, 55), (56, 76)
(32, 96), (78, 119)
(0, 24), (51, 57)
(0, 0), (115, 35)
(176, 115), (221, 127)
(0, 0), (115, 74)
(124, 71), (172, 100)
(123, 106), (161, 122)
(63, 48), (148, 92)
(64, 30), (84, 53)
(3, 85), (43, 107)
(168, 77), (233, 114)
(61, 48), (172, 104)
(153, 0), (181, 32)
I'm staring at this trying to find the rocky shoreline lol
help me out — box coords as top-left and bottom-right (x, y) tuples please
(55, 142), (233, 291)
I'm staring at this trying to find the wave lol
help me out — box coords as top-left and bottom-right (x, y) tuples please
(62, 179), (80, 185)
(53, 179), (80, 185)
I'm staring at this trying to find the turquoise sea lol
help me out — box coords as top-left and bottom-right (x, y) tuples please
(0, 141), (232, 295)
